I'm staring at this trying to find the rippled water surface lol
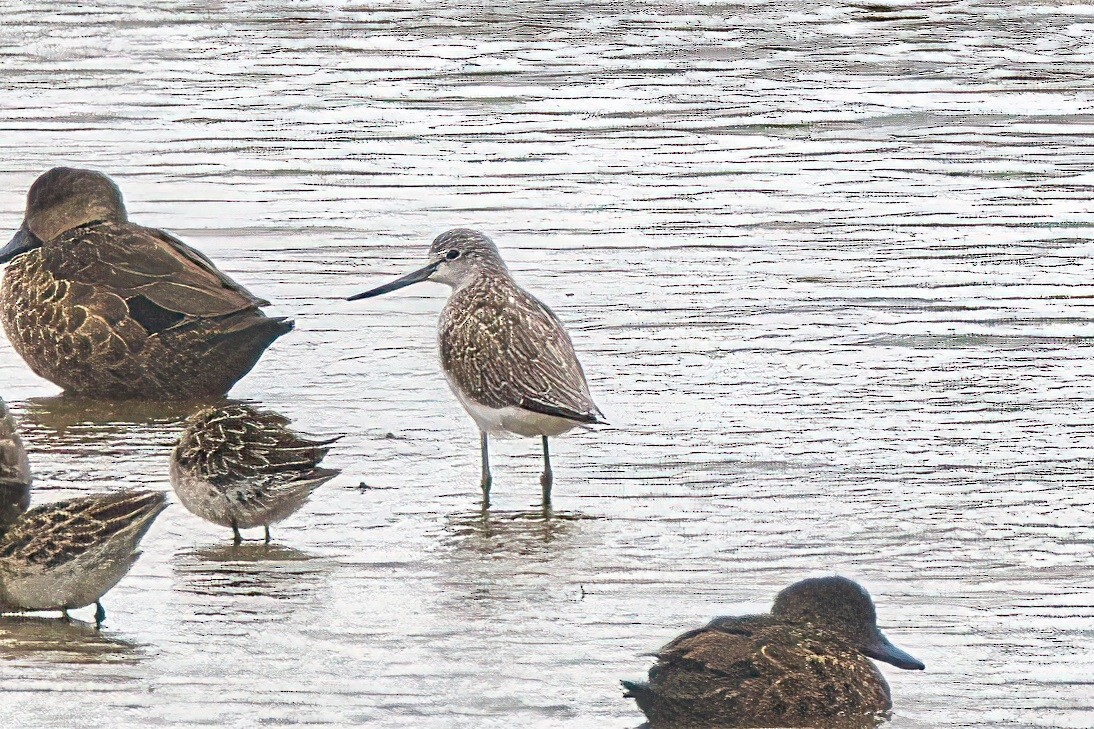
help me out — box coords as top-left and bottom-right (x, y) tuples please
(2, 1), (1094, 727)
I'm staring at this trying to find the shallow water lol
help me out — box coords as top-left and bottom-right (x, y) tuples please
(1, 1), (1093, 727)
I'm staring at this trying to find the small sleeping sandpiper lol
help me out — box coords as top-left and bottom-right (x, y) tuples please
(1, 397), (166, 627)
(0, 490), (167, 628)
(170, 404), (340, 544)
(348, 229), (604, 508)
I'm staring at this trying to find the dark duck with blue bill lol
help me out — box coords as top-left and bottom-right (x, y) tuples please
(623, 576), (925, 728)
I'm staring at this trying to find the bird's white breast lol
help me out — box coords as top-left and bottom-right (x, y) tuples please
(444, 374), (578, 438)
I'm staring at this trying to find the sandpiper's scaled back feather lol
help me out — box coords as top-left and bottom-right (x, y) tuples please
(0, 490), (167, 617)
(0, 167), (292, 400)
(170, 403), (339, 542)
(623, 576), (924, 728)
(0, 398), (31, 529)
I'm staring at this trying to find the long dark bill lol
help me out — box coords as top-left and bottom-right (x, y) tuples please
(863, 632), (925, 671)
(0, 224), (43, 264)
(347, 260), (441, 301)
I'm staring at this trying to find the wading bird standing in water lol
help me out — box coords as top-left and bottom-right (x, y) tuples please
(170, 403), (339, 544)
(348, 229), (604, 508)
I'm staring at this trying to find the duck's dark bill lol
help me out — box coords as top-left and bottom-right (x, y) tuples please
(347, 260), (440, 301)
(864, 633), (925, 671)
(0, 224), (42, 264)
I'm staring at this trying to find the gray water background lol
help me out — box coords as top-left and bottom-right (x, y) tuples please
(0, 1), (1093, 726)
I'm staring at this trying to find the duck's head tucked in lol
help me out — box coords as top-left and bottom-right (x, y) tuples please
(347, 229), (509, 300)
(1, 167), (126, 264)
(772, 575), (925, 671)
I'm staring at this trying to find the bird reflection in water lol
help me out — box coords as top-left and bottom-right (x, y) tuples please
(173, 543), (328, 603)
(17, 395), (202, 435)
(0, 616), (140, 664)
(437, 510), (601, 620)
(13, 395), (202, 470)
(444, 509), (597, 557)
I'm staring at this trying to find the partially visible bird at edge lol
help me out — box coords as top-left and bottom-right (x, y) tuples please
(0, 398), (31, 527)
(0, 398), (167, 628)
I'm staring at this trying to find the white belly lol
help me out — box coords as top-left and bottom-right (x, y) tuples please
(447, 380), (578, 438)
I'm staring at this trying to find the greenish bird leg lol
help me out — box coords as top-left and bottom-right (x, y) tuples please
(480, 431), (492, 508)
(540, 436), (553, 506)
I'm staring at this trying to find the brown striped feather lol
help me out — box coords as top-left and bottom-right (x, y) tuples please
(0, 490), (167, 570)
(173, 404), (339, 487)
(439, 277), (603, 424)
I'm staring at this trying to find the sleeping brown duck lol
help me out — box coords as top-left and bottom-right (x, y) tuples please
(0, 168), (291, 399)
(623, 576), (925, 728)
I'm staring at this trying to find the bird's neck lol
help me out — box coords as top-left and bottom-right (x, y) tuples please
(451, 267), (516, 295)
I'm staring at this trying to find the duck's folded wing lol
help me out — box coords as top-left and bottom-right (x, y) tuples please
(655, 628), (759, 677)
(440, 287), (604, 424)
(150, 228), (271, 308)
(643, 629), (751, 723)
(45, 221), (268, 324)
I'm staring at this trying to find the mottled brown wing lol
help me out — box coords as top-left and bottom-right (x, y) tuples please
(655, 615), (769, 660)
(650, 624), (892, 727)
(439, 280), (603, 423)
(0, 491), (166, 570)
(642, 628), (754, 726)
(175, 404), (338, 484)
(42, 221), (267, 328)
(654, 625), (762, 678)
(150, 228), (272, 308)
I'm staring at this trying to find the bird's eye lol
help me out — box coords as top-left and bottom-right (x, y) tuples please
(446, 249), (461, 261)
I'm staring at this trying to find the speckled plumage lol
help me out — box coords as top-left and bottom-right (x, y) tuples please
(624, 577), (924, 728)
(170, 404), (339, 541)
(0, 167), (292, 400)
(439, 272), (602, 427)
(629, 620), (891, 728)
(0, 490), (167, 617)
(0, 399), (31, 528)
(348, 229), (603, 506)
